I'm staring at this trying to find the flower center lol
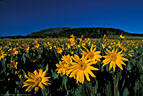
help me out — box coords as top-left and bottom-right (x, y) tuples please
(110, 54), (117, 62)
(35, 77), (42, 84)
(88, 52), (94, 59)
(79, 62), (87, 70)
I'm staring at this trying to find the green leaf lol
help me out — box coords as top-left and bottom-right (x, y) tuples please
(52, 72), (58, 79)
(1, 58), (6, 74)
(123, 88), (129, 96)
(46, 64), (49, 70)
(41, 88), (47, 96)
(22, 69), (26, 79)
(5, 90), (9, 95)
(62, 76), (68, 90)
(127, 63), (132, 71)
(94, 80), (98, 94)
(22, 54), (26, 64)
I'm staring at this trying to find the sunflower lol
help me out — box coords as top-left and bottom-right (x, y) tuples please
(61, 54), (72, 64)
(70, 34), (76, 46)
(24, 45), (30, 53)
(56, 61), (69, 75)
(103, 48), (128, 71)
(56, 55), (72, 75)
(101, 43), (106, 49)
(9, 60), (18, 70)
(0, 50), (6, 60)
(120, 34), (125, 39)
(80, 44), (102, 61)
(56, 47), (63, 54)
(8, 48), (19, 56)
(34, 43), (39, 49)
(23, 69), (50, 94)
(70, 34), (75, 43)
(67, 54), (99, 84)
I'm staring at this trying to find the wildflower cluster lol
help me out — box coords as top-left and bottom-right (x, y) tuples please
(0, 34), (142, 95)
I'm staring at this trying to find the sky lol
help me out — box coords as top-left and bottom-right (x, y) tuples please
(0, 0), (143, 36)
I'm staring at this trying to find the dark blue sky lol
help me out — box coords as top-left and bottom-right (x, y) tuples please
(0, 0), (143, 36)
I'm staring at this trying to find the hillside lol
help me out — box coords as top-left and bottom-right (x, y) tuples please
(0, 27), (143, 39)
(28, 27), (70, 37)
(27, 27), (143, 38)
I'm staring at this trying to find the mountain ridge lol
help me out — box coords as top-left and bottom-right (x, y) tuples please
(27, 27), (143, 38)
(0, 27), (143, 39)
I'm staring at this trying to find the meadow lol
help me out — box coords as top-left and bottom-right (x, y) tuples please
(0, 35), (143, 96)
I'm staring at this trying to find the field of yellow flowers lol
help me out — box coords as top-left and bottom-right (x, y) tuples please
(0, 35), (143, 96)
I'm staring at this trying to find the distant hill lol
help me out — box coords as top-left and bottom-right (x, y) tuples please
(28, 27), (70, 38)
(0, 27), (143, 39)
(27, 27), (143, 38)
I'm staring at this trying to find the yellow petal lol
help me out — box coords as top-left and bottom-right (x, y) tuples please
(84, 71), (90, 81)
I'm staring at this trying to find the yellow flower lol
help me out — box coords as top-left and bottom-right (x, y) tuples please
(118, 42), (134, 57)
(47, 42), (51, 46)
(80, 45), (102, 61)
(71, 51), (74, 54)
(34, 43), (39, 49)
(103, 34), (106, 38)
(103, 49), (128, 71)
(56, 55), (72, 75)
(24, 45), (30, 53)
(18, 74), (23, 79)
(8, 78), (10, 81)
(101, 44), (106, 49)
(126, 50), (134, 57)
(9, 60), (18, 70)
(67, 44), (71, 49)
(0, 46), (2, 50)
(23, 69), (50, 94)
(61, 54), (72, 64)
(49, 46), (52, 50)
(67, 54), (99, 84)
(15, 71), (18, 75)
(56, 61), (69, 75)
(70, 34), (76, 46)
(31, 59), (38, 63)
(122, 48), (134, 57)
(70, 34), (75, 38)
(120, 34), (125, 39)
(70, 42), (75, 46)
(9, 48), (19, 56)
(57, 47), (63, 54)
(0, 50), (6, 60)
